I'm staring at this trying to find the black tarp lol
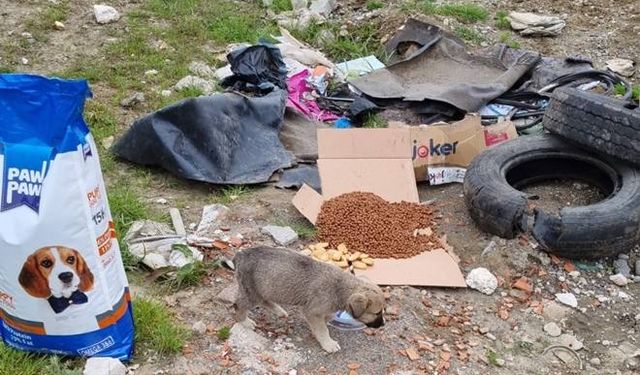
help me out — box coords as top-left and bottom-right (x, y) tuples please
(111, 89), (294, 184)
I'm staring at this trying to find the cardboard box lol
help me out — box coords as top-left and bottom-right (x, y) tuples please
(391, 116), (517, 184)
(292, 127), (467, 288)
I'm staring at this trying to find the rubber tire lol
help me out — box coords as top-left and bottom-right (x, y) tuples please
(543, 87), (640, 165)
(463, 134), (640, 259)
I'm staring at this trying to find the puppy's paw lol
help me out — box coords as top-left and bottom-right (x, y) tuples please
(320, 338), (341, 353)
(240, 318), (256, 330)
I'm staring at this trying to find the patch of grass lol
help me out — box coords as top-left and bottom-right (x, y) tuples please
(84, 100), (119, 143)
(362, 113), (388, 128)
(454, 26), (486, 45)
(410, 1), (487, 23)
(291, 21), (383, 62)
(366, 0), (384, 11)
(513, 340), (534, 355)
(26, 0), (70, 40)
(217, 325), (231, 341)
(290, 222), (317, 239)
(498, 32), (520, 49)
(133, 298), (189, 355)
(614, 83), (640, 101)
(0, 344), (82, 375)
(215, 185), (249, 204)
(438, 3), (488, 23)
(270, 0), (293, 13)
(485, 348), (500, 366)
(178, 86), (204, 99)
(495, 10), (510, 29)
(109, 185), (150, 269)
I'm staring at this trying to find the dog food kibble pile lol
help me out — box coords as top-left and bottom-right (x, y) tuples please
(315, 192), (441, 259)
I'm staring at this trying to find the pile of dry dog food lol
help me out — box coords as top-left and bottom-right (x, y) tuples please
(315, 192), (441, 259)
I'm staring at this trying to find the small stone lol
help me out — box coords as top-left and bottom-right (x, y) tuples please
(101, 136), (114, 150)
(555, 293), (578, 308)
(54, 21), (65, 30)
(120, 92), (145, 108)
(635, 260), (640, 276)
(614, 259), (632, 277)
(161, 89), (172, 97)
(145, 69), (159, 76)
(559, 334), (583, 351)
(486, 333), (497, 341)
(569, 271), (580, 278)
(544, 322), (562, 337)
(309, 0), (336, 16)
(618, 253), (630, 260)
(602, 340), (611, 346)
(479, 327), (489, 334)
(174, 75), (215, 95)
(495, 358), (505, 367)
(606, 58), (635, 77)
(83, 357), (126, 375)
(481, 240), (497, 257)
(433, 339), (445, 346)
(192, 321), (207, 334)
(261, 225), (299, 246)
(618, 291), (632, 301)
(155, 198), (168, 205)
(590, 357), (601, 366)
(465, 267), (498, 295)
(21, 57), (28, 65)
(610, 273), (629, 287)
(94, 4), (120, 24)
(189, 61), (215, 79)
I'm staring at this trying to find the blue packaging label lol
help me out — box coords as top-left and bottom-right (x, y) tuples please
(1, 143), (53, 213)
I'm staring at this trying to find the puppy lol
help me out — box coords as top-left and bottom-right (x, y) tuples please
(230, 246), (385, 353)
(19, 246), (94, 314)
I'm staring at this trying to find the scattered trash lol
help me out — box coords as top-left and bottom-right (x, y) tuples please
(465, 268), (498, 295)
(606, 58), (635, 77)
(507, 12), (566, 37)
(221, 43), (288, 94)
(555, 293), (578, 308)
(335, 55), (385, 78)
(195, 204), (231, 236)
(83, 357), (127, 375)
(287, 69), (340, 121)
(261, 225), (299, 246)
(93, 4), (120, 24)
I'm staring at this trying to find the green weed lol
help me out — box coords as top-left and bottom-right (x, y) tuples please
(217, 326), (231, 341)
(614, 83), (640, 101)
(495, 10), (510, 29)
(216, 185), (249, 204)
(291, 21), (383, 62)
(108, 185), (150, 269)
(498, 32), (520, 49)
(485, 348), (501, 366)
(26, 0), (70, 41)
(410, 1), (488, 23)
(366, 0), (385, 11)
(362, 113), (388, 128)
(270, 0), (293, 13)
(454, 26), (486, 44)
(133, 298), (189, 355)
(0, 344), (82, 375)
(84, 100), (119, 143)
(178, 86), (205, 99)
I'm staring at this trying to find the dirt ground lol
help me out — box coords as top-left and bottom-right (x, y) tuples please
(1, 1), (640, 374)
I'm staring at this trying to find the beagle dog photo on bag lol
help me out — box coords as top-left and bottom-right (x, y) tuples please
(19, 246), (94, 314)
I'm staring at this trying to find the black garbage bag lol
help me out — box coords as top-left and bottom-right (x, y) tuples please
(111, 89), (294, 185)
(221, 43), (288, 94)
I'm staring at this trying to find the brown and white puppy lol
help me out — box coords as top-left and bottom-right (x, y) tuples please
(230, 246), (385, 353)
(19, 246), (94, 308)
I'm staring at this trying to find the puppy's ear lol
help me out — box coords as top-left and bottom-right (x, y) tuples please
(19, 255), (50, 298)
(74, 250), (94, 292)
(347, 293), (369, 318)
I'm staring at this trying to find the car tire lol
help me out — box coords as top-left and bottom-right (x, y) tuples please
(463, 134), (640, 259)
(543, 87), (640, 165)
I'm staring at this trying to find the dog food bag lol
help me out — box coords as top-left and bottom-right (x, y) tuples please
(0, 75), (134, 360)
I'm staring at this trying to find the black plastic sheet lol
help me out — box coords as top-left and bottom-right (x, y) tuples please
(111, 89), (294, 185)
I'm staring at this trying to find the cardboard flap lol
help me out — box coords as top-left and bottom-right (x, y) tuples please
(355, 250), (467, 287)
(292, 184), (324, 224)
(318, 159), (419, 202)
(317, 128), (411, 159)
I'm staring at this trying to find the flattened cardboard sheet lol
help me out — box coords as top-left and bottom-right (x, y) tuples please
(317, 128), (411, 159)
(318, 159), (419, 202)
(355, 250), (466, 287)
(291, 183), (323, 224)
